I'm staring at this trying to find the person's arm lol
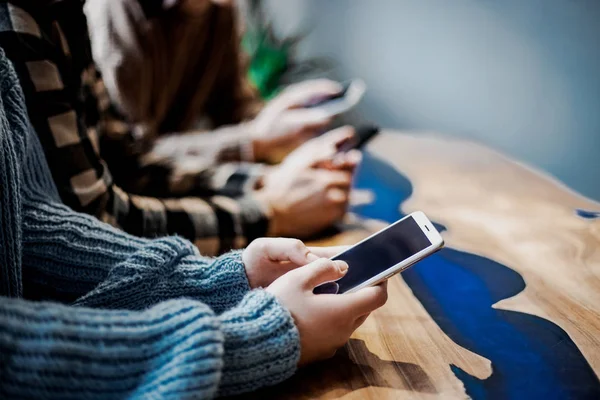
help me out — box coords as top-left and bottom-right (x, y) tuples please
(0, 291), (299, 399)
(0, 5), (269, 255)
(14, 194), (299, 398)
(98, 113), (266, 198)
(15, 162), (300, 398)
(22, 192), (253, 313)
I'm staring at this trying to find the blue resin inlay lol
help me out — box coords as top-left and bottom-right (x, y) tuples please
(351, 151), (600, 399)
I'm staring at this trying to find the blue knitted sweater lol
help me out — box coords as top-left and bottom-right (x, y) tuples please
(0, 50), (299, 399)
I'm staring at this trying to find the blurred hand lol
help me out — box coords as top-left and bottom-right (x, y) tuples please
(243, 238), (347, 288)
(254, 127), (362, 238)
(282, 126), (361, 171)
(256, 167), (352, 238)
(267, 258), (388, 366)
(250, 79), (342, 162)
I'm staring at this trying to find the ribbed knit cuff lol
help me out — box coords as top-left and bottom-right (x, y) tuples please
(72, 238), (253, 314)
(217, 290), (300, 396)
(201, 249), (252, 314)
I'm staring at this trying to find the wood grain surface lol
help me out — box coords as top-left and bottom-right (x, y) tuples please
(240, 131), (600, 399)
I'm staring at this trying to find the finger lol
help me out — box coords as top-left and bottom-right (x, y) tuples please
(263, 238), (319, 265)
(349, 189), (375, 207)
(312, 159), (336, 171)
(326, 187), (350, 204)
(333, 150), (363, 171)
(298, 128), (356, 167)
(283, 108), (333, 132)
(308, 246), (349, 258)
(283, 79), (343, 107)
(346, 149), (363, 165)
(336, 282), (389, 315)
(319, 169), (353, 188)
(299, 258), (349, 289)
(308, 151), (339, 168)
(320, 126), (355, 148)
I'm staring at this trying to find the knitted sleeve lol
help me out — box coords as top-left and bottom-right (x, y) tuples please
(21, 193), (252, 314)
(0, 291), (299, 399)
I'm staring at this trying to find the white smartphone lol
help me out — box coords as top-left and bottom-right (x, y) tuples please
(314, 211), (444, 294)
(305, 79), (366, 117)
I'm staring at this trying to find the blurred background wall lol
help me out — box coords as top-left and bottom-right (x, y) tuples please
(258, 0), (600, 201)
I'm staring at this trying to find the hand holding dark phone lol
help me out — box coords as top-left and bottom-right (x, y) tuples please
(337, 125), (380, 153)
(304, 79), (366, 117)
(314, 212), (444, 295)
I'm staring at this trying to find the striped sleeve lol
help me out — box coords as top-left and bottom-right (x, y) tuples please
(0, 2), (270, 256)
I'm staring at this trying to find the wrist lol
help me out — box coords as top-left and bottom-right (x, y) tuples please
(217, 290), (300, 396)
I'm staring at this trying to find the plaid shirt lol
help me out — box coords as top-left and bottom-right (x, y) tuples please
(0, 0), (269, 255)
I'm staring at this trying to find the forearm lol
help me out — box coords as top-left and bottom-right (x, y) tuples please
(21, 194), (253, 310)
(100, 117), (265, 198)
(0, 290), (299, 399)
(21, 195), (149, 302)
(74, 239), (251, 315)
(151, 122), (257, 164)
(133, 155), (265, 199)
(107, 189), (270, 256)
(0, 297), (224, 399)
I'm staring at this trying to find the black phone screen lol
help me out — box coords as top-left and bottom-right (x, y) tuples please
(328, 216), (431, 293)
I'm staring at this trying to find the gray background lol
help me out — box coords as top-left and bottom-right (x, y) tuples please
(261, 0), (600, 201)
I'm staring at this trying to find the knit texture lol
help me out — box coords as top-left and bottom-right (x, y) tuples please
(0, 49), (300, 399)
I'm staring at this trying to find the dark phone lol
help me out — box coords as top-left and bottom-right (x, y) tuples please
(313, 214), (433, 295)
(338, 125), (380, 152)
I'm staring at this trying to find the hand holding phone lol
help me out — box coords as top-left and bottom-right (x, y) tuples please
(305, 79), (366, 117)
(314, 211), (444, 294)
(337, 124), (380, 153)
(267, 257), (388, 365)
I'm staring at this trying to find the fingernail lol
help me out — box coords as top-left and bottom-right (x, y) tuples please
(348, 150), (362, 163)
(336, 261), (349, 274)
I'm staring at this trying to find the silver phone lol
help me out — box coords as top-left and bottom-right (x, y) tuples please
(315, 211), (444, 294)
(305, 79), (366, 117)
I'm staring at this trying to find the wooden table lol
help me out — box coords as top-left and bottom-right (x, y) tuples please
(244, 131), (600, 399)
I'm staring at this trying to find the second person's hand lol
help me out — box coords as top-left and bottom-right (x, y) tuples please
(254, 127), (362, 239)
(281, 126), (361, 171)
(249, 79), (342, 163)
(255, 166), (353, 238)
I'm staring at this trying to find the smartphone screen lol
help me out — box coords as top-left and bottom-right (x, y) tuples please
(329, 216), (432, 293)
